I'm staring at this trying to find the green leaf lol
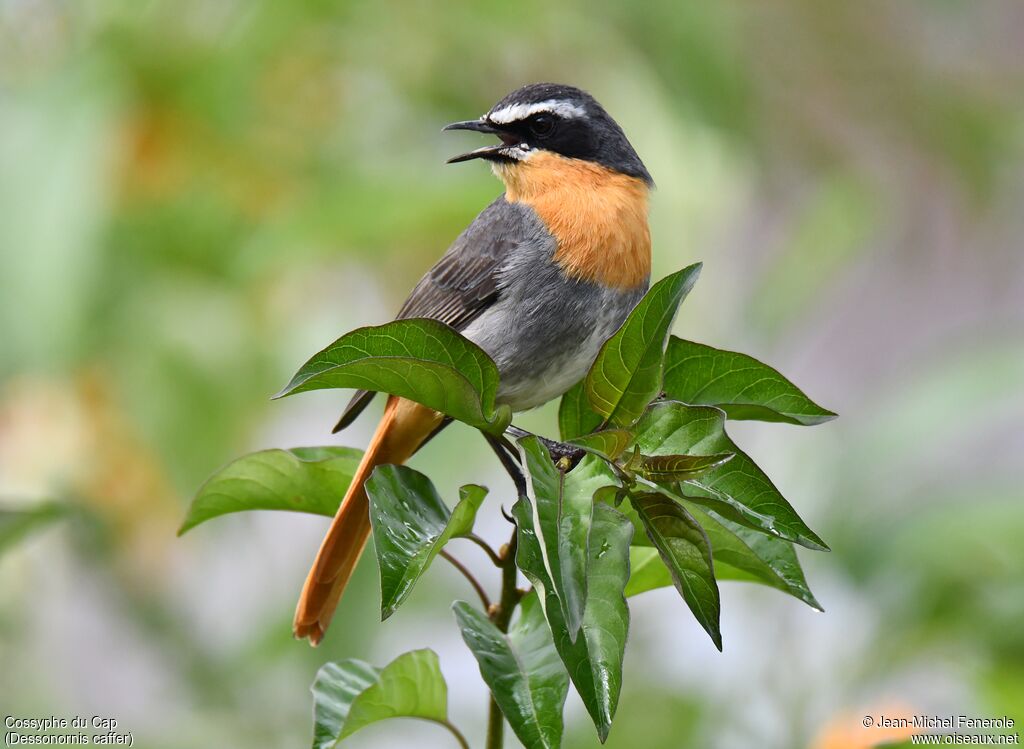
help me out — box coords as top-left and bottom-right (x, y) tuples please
(663, 337), (837, 426)
(452, 594), (568, 749)
(518, 438), (619, 641)
(632, 492), (722, 650)
(365, 466), (486, 619)
(0, 501), (67, 555)
(179, 447), (362, 535)
(514, 499), (633, 741)
(558, 380), (604, 440)
(627, 546), (784, 594)
(633, 401), (829, 551)
(568, 429), (633, 462)
(311, 649), (454, 748)
(625, 452), (734, 481)
(585, 264), (702, 428)
(275, 318), (512, 434)
(624, 547), (672, 596)
(623, 500), (821, 610)
(450, 484), (488, 535)
(694, 505), (822, 610)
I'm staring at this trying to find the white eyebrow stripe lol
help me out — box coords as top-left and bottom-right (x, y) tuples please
(486, 99), (587, 124)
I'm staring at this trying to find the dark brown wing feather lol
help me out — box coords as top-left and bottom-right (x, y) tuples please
(333, 198), (517, 432)
(394, 247), (501, 328)
(332, 389), (376, 433)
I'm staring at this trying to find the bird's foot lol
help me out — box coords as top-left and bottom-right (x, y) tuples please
(504, 425), (586, 471)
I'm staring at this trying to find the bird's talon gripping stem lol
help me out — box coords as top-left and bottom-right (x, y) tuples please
(504, 424), (586, 471)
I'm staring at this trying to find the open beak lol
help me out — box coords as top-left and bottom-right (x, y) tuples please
(443, 119), (521, 164)
(443, 119), (499, 134)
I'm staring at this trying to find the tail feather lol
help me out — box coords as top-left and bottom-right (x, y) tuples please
(294, 396), (443, 645)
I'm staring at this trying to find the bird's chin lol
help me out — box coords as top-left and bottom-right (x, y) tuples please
(492, 148), (541, 182)
(490, 161), (510, 181)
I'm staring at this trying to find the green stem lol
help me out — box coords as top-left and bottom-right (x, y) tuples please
(439, 719), (471, 749)
(485, 697), (504, 749)
(493, 529), (520, 631)
(481, 427), (528, 749)
(466, 532), (504, 567)
(485, 526), (521, 749)
(440, 549), (491, 609)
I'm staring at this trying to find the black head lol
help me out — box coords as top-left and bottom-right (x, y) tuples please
(444, 83), (652, 184)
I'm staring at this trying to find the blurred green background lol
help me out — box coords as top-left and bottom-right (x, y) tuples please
(1, 1), (1022, 747)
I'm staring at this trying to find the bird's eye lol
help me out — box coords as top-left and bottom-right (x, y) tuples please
(529, 114), (555, 137)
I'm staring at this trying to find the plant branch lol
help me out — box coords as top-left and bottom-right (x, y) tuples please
(440, 550), (491, 609)
(465, 532), (503, 567)
(505, 424), (586, 469)
(439, 719), (471, 749)
(485, 525), (522, 749)
(484, 432), (527, 497)
(486, 690), (504, 749)
(481, 430), (528, 749)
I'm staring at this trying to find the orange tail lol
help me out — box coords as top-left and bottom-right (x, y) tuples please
(294, 396), (443, 645)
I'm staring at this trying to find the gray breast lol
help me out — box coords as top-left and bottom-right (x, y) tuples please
(459, 202), (647, 413)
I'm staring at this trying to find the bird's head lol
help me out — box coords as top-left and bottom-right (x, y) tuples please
(444, 83), (652, 186)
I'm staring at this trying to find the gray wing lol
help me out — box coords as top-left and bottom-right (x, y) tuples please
(333, 197), (525, 432)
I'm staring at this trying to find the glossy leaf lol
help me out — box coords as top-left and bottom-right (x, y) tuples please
(585, 264), (702, 428)
(311, 649), (452, 748)
(558, 380), (604, 440)
(695, 505), (822, 610)
(275, 318), (512, 434)
(633, 401), (829, 551)
(514, 498), (633, 741)
(568, 429), (633, 462)
(452, 594), (568, 749)
(517, 438), (619, 641)
(632, 492), (722, 649)
(0, 501), (67, 555)
(625, 547), (672, 596)
(365, 465), (486, 619)
(627, 546), (764, 594)
(625, 451), (734, 481)
(624, 499), (821, 610)
(663, 337), (837, 426)
(179, 447), (362, 535)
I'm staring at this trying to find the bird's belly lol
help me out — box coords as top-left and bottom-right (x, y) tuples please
(460, 278), (645, 413)
(494, 325), (607, 412)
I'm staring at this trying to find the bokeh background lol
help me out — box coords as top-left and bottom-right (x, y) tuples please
(2, 1), (1022, 747)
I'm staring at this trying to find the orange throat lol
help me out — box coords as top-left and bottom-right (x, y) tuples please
(497, 151), (651, 290)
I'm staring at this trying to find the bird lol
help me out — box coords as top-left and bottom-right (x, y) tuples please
(294, 82), (653, 645)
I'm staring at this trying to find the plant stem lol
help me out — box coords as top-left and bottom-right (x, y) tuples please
(505, 424), (586, 468)
(485, 526), (521, 749)
(481, 428), (529, 749)
(440, 719), (471, 749)
(492, 529), (520, 631)
(484, 432), (527, 497)
(486, 695), (504, 749)
(440, 550), (491, 609)
(466, 532), (503, 567)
